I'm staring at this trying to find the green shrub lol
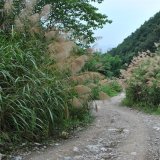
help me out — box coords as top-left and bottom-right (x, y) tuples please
(82, 53), (122, 77)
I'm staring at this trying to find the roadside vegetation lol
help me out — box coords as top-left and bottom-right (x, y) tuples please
(0, 0), (123, 153)
(2, 0), (160, 155)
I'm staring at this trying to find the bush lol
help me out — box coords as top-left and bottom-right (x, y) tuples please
(82, 53), (122, 77)
(123, 52), (160, 112)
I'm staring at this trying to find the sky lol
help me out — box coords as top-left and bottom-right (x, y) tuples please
(93, 0), (160, 52)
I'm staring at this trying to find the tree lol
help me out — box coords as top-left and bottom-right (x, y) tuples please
(0, 0), (111, 46)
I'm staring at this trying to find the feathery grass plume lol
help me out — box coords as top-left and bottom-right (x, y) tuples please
(123, 48), (160, 111)
(25, 0), (37, 12)
(87, 83), (97, 89)
(28, 13), (40, 26)
(99, 79), (108, 86)
(70, 55), (89, 75)
(86, 72), (105, 80)
(70, 94), (91, 109)
(74, 85), (91, 96)
(40, 4), (51, 21)
(29, 26), (41, 35)
(14, 18), (24, 31)
(45, 30), (57, 41)
(120, 51), (152, 82)
(4, 0), (13, 14)
(86, 48), (94, 54)
(48, 41), (75, 61)
(80, 94), (91, 102)
(19, 8), (34, 21)
(16, 0), (39, 31)
(98, 91), (109, 100)
(70, 72), (105, 84)
(70, 97), (83, 108)
(54, 57), (75, 72)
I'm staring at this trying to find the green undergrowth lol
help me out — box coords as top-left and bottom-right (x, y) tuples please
(101, 81), (122, 96)
(92, 80), (122, 100)
(82, 53), (122, 77)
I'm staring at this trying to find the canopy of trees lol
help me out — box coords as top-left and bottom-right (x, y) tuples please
(109, 11), (160, 64)
(0, 0), (111, 46)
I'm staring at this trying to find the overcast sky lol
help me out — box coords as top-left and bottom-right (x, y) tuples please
(93, 0), (160, 52)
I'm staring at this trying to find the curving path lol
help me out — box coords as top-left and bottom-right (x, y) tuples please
(24, 93), (160, 160)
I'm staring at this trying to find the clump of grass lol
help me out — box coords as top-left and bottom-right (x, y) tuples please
(0, 32), (90, 147)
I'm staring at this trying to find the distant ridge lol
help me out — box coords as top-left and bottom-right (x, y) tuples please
(109, 11), (160, 64)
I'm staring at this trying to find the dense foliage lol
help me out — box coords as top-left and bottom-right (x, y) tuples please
(109, 11), (160, 64)
(0, 0), (111, 46)
(82, 53), (122, 77)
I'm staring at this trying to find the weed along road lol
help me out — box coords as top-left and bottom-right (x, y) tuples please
(25, 93), (160, 160)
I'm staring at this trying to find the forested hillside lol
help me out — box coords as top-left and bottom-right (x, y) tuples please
(109, 11), (160, 64)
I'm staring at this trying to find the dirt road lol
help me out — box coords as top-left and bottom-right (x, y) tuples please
(24, 93), (160, 160)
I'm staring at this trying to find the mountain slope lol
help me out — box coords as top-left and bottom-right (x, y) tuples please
(109, 11), (160, 64)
